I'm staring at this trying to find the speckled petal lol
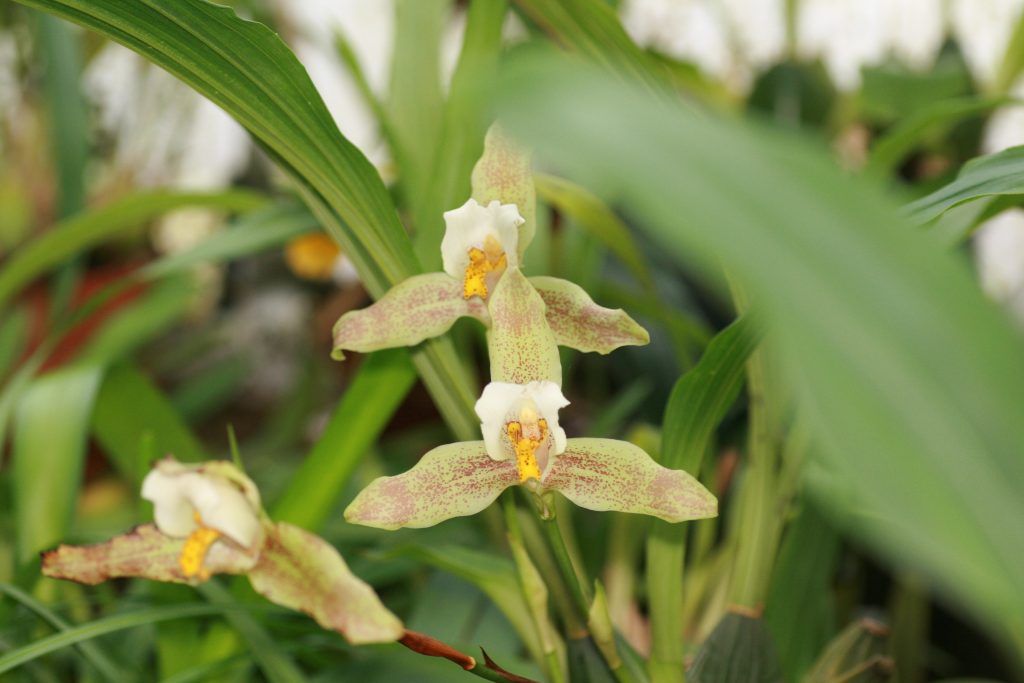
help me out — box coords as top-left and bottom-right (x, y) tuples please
(344, 442), (520, 530)
(471, 124), (536, 261)
(531, 276), (650, 354)
(248, 523), (403, 645)
(41, 524), (258, 586)
(332, 272), (488, 359)
(487, 269), (562, 385)
(543, 438), (717, 523)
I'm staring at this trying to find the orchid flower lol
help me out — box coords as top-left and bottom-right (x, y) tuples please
(331, 127), (649, 361)
(344, 380), (717, 530)
(43, 457), (403, 645)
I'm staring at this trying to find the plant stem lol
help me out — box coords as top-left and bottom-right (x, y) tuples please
(540, 514), (592, 619)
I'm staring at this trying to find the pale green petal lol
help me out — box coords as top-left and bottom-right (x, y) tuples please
(332, 272), (487, 359)
(531, 276), (650, 354)
(487, 269), (562, 385)
(41, 524), (257, 586)
(247, 523), (403, 645)
(471, 124), (536, 260)
(344, 441), (519, 530)
(543, 438), (717, 523)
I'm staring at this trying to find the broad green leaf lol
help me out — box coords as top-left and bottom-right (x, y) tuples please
(345, 442), (519, 530)
(0, 190), (264, 312)
(91, 362), (207, 483)
(331, 273), (487, 360)
(868, 97), (1017, 176)
(689, 613), (783, 683)
(272, 348), (418, 530)
(414, 0), (508, 268)
(13, 365), (102, 561)
(903, 146), (1024, 224)
(472, 125), (537, 261)
(487, 269), (562, 385)
(534, 173), (655, 291)
(763, 503), (839, 682)
(544, 438), (716, 522)
(247, 523), (403, 645)
(645, 316), (759, 680)
(530, 276), (649, 355)
(41, 523), (256, 585)
(0, 603), (233, 675)
(0, 582), (122, 683)
(15, 0), (480, 441)
(499, 52), (1024, 641)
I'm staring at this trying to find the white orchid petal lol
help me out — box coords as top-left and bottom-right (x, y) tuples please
(141, 458), (262, 549)
(474, 380), (569, 464)
(440, 198), (524, 281)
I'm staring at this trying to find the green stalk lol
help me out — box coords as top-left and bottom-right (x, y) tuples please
(540, 514), (592, 619)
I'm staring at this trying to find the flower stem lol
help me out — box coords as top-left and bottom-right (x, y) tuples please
(540, 514), (591, 619)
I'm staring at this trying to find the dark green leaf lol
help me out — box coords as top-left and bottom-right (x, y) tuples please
(903, 146), (1024, 224)
(690, 613), (783, 683)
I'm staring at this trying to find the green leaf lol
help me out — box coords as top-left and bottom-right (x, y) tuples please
(903, 146), (1024, 225)
(534, 174), (655, 291)
(331, 273), (486, 360)
(0, 582), (123, 683)
(272, 348), (418, 530)
(868, 97), (1018, 176)
(0, 603), (234, 675)
(487, 269), (562, 385)
(247, 523), (403, 645)
(396, 543), (547, 667)
(345, 441), (519, 530)
(0, 304), (30, 378)
(763, 502), (839, 682)
(91, 362), (207, 483)
(0, 190), (265, 312)
(499, 52), (1024, 641)
(13, 365), (102, 561)
(545, 438), (717, 522)
(41, 523), (256, 585)
(389, 0), (448, 220)
(530, 276), (649, 355)
(413, 0), (508, 268)
(645, 316), (759, 680)
(689, 613), (783, 683)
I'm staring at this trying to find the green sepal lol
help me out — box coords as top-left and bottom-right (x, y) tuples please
(487, 269), (562, 385)
(247, 522), (404, 645)
(531, 276), (649, 354)
(345, 441), (520, 530)
(543, 438), (717, 523)
(332, 272), (488, 359)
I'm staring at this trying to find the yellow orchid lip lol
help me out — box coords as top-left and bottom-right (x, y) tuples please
(180, 511), (222, 581)
(507, 416), (549, 483)
(462, 234), (508, 300)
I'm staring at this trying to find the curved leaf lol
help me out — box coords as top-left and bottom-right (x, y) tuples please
(904, 146), (1024, 224)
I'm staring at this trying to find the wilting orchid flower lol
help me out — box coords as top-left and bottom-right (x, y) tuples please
(43, 457), (403, 645)
(344, 380), (717, 530)
(331, 127), (649, 361)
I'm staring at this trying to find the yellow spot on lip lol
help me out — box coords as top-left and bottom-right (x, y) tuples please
(463, 235), (507, 300)
(507, 417), (549, 483)
(180, 512), (222, 581)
